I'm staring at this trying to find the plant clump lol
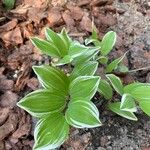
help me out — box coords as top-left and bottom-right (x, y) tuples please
(17, 27), (150, 150)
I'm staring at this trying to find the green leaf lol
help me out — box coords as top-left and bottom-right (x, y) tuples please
(73, 47), (99, 65)
(106, 74), (124, 95)
(124, 83), (150, 101)
(3, 0), (15, 9)
(60, 28), (72, 48)
(45, 28), (68, 56)
(33, 65), (69, 95)
(120, 94), (137, 112)
(65, 101), (101, 128)
(69, 76), (100, 99)
(91, 23), (98, 40)
(17, 90), (66, 117)
(85, 39), (99, 45)
(97, 56), (108, 64)
(98, 79), (113, 99)
(124, 82), (143, 93)
(34, 113), (69, 150)
(70, 61), (98, 81)
(139, 101), (150, 116)
(31, 37), (61, 58)
(101, 31), (117, 56)
(68, 41), (88, 58)
(54, 55), (73, 66)
(106, 52), (127, 73)
(108, 102), (137, 121)
(116, 64), (129, 73)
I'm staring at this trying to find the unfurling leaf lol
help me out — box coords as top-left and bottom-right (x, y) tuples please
(33, 65), (69, 95)
(17, 90), (66, 117)
(69, 76), (100, 99)
(68, 41), (88, 58)
(73, 47), (99, 65)
(34, 113), (69, 150)
(70, 61), (98, 80)
(101, 31), (117, 56)
(54, 55), (73, 66)
(65, 101), (101, 128)
(31, 37), (61, 58)
(97, 56), (108, 65)
(108, 102), (137, 121)
(106, 52), (127, 73)
(120, 94), (137, 112)
(45, 28), (68, 56)
(106, 74), (124, 95)
(98, 79), (113, 99)
(60, 28), (72, 48)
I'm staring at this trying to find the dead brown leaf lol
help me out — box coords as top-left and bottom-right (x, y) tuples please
(77, 0), (91, 7)
(1, 27), (23, 46)
(97, 13), (117, 26)
(10, 4), (30, 17)
(0, 112), (18, 140)
(0, 141), (5, 150)
(80, 13), (92, 32)
(27, 77), (39, 90)
(62, 10), (75, 30)
(51, 0), (67, 6)
(0, 19), (18, 33)
(47, 7), (62, 27)
(27, 7), (47, 24)
(11, 110), (31, 141)
(90, 0), (113, 6)
(67, 6), (84, 21)
(0, 91), (18, 108)
(0, 77), (14, 91)
(15, 60), (32, 92)
(0, 108), (10, 126)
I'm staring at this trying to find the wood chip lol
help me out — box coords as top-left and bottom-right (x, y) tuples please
(1, 27), (23, 46)
(0, 19), (18, 32)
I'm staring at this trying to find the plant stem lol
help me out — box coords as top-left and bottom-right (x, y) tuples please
(128, 66), (150, 73)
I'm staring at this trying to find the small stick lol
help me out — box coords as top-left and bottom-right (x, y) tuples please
(128, 66), (150, 73)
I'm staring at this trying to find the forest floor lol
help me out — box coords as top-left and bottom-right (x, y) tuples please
(0, 0), (150, 150)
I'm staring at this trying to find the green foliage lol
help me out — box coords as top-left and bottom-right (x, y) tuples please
(18, 61), (101, 149)
(3, 0), (15, 10)
(66, 100), (101, 128)
(98, 79), (113, 100)
(34, 113), (69, 150)
(70, 61), (98, 81)
(105, 52), (127, 73)
(108, 102), (137, 121)
(69, 76), (100, 100)
(120, 94), (137, 112)
(17, 27), (150, 150)
(100, 31), (117, 56)
(106, 74), (124, 95)
(17, 90), (66, 117)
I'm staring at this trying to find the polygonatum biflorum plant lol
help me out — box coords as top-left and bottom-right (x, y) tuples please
(17, 27), (150, 150)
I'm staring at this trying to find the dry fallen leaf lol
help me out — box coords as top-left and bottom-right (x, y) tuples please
(1, 27), (23, 46)
(80, 13), (92, 32)
(0, 91), (19, 108)
(47, 7), (62, 27)
(0, 19), (18, 33)
(67, 6), (84, 21)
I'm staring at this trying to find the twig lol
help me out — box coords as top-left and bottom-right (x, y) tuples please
(128, 66), (150, 73)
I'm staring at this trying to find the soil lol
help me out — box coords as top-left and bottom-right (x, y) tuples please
(0, 0), (150, 150)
